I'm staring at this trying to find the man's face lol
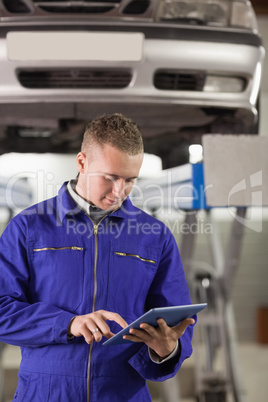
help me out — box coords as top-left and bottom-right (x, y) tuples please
(76, 143), (143, 211)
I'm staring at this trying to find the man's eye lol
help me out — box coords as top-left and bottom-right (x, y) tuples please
(104, 176), (114, 182)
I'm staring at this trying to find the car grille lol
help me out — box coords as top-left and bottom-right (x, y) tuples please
(154, 70), (206, 91)
(3, 0), (150, 15)
(32, 0), (119, 14)
(17, 68), (132, 89)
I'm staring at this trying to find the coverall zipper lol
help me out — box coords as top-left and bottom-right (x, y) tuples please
(115, 252), (156, 264)
(87, 215), (108, 402)
(33, 246), (83, 251)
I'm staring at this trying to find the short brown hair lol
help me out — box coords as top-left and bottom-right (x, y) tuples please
(81, 113), (143, 156)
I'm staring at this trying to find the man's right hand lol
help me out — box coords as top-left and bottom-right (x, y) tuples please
(69, 310), (128, 344)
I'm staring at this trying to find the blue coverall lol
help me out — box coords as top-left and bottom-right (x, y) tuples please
(0, 182), (194, 401)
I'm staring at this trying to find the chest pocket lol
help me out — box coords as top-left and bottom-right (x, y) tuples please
(28, 238), (84, 313)
(107, 241), (159, 320)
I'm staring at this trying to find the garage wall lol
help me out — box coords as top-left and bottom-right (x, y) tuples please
(230, 87), (268, 341)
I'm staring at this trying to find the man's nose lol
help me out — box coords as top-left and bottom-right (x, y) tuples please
(112, 179), (125, 198)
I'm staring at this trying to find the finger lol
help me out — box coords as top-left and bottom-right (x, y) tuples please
(139, 323), (157, 337)
(157, 318), (169, 331)
(91, 314), (113, 338)
(84, 324), (106, 344)
(104, 331), (115, 340)
(179, 318), (195, 328)
(70, 314), (115, 342)
(99, 310), (128, 329)
(87, 311), (123, 339)
(128, 327), (150, 341)
(81, 326), (94, 344)
(79, 317), (101, 343)
(90, 327), (102, 342)
(123, 333), (145, 343)
(174, 318), (195, 335)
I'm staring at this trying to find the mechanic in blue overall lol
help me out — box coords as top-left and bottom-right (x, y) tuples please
(0, 113), (195, 401)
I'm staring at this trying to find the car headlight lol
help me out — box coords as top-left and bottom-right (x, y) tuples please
(231, 1), (258, 31)
(157, 0), (258, 31)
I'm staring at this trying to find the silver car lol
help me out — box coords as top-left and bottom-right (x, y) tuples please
(0, 0), (264, 167)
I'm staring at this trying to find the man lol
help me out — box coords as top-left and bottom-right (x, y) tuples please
(0, 113), (195, 401)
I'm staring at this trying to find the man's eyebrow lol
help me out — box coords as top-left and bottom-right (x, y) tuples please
(104, 173), (138, 180)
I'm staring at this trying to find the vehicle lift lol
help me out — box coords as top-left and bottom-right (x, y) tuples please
(178, 206), (247, 402)
(132, 134), (268, 402)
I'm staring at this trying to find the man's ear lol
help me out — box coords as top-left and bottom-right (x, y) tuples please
(76, 152), (86, 173)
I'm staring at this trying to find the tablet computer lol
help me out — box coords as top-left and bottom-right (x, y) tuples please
(103, 303), (207, 346)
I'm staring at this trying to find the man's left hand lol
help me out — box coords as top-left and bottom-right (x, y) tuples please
(123, 317), (195, 358)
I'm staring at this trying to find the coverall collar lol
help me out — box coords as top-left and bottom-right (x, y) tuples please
(57, 181), (139, 223)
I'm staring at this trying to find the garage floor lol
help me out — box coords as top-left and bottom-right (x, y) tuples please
(2, 342), (268, 402)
